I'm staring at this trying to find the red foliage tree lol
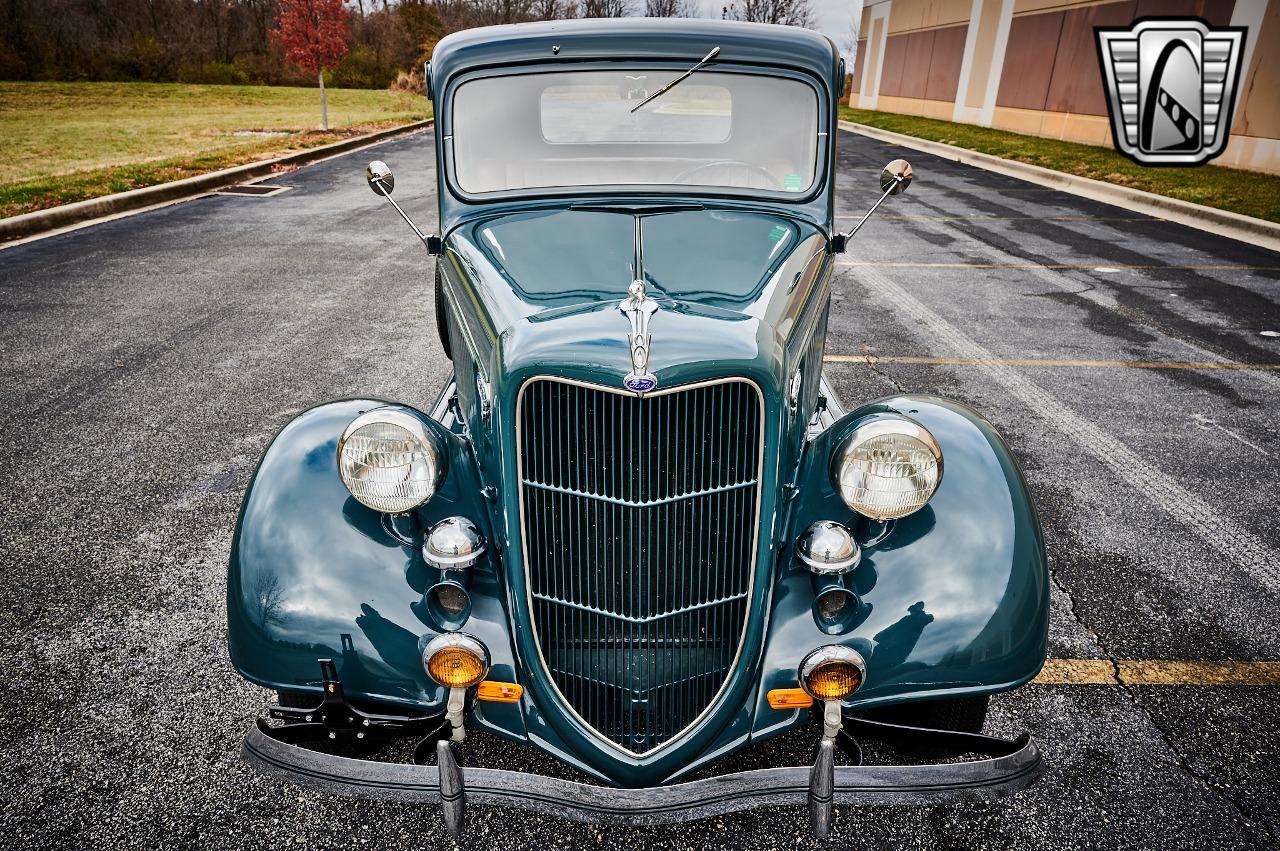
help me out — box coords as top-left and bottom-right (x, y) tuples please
(272, 0), (351, 130)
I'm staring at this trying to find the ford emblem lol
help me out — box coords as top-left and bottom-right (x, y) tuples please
(624, 373), (657, 394)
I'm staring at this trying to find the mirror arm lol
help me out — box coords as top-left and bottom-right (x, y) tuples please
(831, 176), (903, 254)
(373, 178), (441, 255)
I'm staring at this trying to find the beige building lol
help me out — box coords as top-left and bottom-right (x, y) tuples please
(850, 0), (1280, 173)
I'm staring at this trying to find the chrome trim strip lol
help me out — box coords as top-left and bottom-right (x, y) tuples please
(530, 590), (751, 625)
(522, 476), (755, 509)
(514, 374), (767, 758)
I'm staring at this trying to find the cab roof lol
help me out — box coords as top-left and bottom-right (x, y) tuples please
(428, 19), (843, 99)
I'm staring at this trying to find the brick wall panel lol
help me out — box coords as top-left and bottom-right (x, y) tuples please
(1045, 1), (1135, 115)
(996, 11), (1065, 110)
(925, 24), (969, 103)
(900, 30), (937, 99)
(879, 33), (909, 98)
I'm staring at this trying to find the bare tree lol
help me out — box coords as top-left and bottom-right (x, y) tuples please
(844, 14), (859, 57)
(579, 0), (631, 17)
(646, 0), (696, 16)
(470, 0), (537, 24)
(252, 571), (288, 631)
(532, 0), (570, 18)
(723, 0), (813, 27)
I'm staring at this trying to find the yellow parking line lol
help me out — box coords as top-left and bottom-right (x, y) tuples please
(1033, 659), (1280, 685)
(823, 355), (1280, 371)
(1034, 659), (1118, 684)
(835, 260), (1280, 271)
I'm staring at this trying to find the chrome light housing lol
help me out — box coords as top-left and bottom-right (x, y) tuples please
(337, 408), (443, 514)
(796, 521), (860, 573)
(832, 415), (942, 520)
(424, 517), (486, 571)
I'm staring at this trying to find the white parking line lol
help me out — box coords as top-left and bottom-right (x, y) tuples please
(1192, 414), (1277, 459)
(824, 354), (1280, 370)
(849, 264), (1280, 588)
(835, 209), (1280, 395)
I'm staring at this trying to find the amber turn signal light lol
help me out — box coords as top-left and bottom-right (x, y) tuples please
(799, 645), (867, 701)
(476, 681), (523, 703)
(423, 633), (490, 689)
(766, 687), (814, 710)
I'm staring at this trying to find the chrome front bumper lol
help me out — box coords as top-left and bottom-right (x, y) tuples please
(243, 715), (1042, 837)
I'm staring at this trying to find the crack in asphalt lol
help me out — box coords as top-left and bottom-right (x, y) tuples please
(1037, 542), (1276, 845)
(855, 339), (909, 395)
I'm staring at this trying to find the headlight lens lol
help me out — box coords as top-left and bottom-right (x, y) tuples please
(832, 416), (942, 520)
(338, 408), (442, 513)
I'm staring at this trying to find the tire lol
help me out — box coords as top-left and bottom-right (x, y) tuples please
(860, 695), (989, 758)
(435, 266), (452, 361)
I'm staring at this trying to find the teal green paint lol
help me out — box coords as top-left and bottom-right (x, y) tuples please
(228, 19), (1049, 789)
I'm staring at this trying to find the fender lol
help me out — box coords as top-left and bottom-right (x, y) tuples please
(226, 399), (521, 733)
(751, 394), (1049, 738)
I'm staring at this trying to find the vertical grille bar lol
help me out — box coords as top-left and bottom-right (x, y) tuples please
(519, 377), (762, 754)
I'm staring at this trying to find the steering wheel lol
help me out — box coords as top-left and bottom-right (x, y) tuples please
(672, 160), (781, 188)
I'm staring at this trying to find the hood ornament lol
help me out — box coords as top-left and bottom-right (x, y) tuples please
(620, 279), (659, 395)
(620, 215), (659, 395)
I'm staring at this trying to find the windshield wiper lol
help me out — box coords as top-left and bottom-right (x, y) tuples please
(629, 47), (720, 113)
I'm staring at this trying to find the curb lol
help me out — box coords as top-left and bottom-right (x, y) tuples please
(838, 120), (1280, 254)
(0, 119), (433, 243)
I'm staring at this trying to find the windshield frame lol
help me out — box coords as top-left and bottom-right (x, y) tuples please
(440, 60), (831, 207)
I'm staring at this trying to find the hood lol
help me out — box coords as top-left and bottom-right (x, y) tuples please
(446, 207), (830, 397)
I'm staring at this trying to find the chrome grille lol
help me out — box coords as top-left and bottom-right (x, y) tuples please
(518, 377), (763, 754)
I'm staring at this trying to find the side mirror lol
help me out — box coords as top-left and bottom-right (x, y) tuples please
(366, 160), (394, 196)
(880, 159), (912, 195)
(362, 159), (440, 254)
(832, 159), (914, 252)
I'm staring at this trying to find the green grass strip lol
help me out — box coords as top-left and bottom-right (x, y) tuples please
(840, 106), (1280, 224)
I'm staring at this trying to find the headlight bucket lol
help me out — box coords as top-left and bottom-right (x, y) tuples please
(831, 414), (942, 520)
(337, 407), (444, 514)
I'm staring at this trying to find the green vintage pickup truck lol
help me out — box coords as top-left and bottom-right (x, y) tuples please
(229, 17), (1048, 837)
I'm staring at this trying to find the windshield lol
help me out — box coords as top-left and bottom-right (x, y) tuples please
(451, 69), (820, 196)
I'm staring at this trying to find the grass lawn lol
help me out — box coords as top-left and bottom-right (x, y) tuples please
(839, 105), (1280, 224)
(1, 81), (431, 219)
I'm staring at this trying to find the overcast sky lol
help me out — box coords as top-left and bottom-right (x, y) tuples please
(809, 0), (863, 58)
(686, 0), (864, 62)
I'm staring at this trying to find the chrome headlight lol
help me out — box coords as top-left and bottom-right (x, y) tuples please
(337, 408), (443, 513)
(831, 415), (942, 520)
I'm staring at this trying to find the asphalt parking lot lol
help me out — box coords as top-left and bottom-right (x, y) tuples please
(1, 125), (1278, 850)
